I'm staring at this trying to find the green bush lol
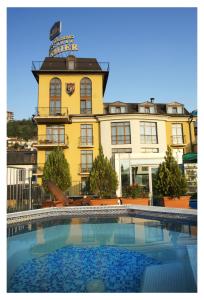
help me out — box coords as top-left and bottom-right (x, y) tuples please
(123, 184), (149, 198)
(43, 148), (71, 194)
(89, 146), (118, 198)
(153, 146), (187, 197)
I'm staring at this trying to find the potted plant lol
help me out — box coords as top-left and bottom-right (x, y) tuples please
(153, 146), (190, 208)
(122, 184), (149, 205)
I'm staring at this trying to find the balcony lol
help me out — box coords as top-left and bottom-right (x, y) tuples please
(171, 135), (186, 145)
(79, 163), (93, 174)
(35, 134), (69, 149)
(34, 107), (70, 124)
(79, 136), (94, 148)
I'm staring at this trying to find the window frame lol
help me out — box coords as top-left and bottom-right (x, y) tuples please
(49, 78), (61, 115)
(111, 122), (131, 145)
(80, 77), (92, 114)
(140, 122), (158, 144)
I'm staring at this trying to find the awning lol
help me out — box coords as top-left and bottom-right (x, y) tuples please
(183, 152), (197, 163)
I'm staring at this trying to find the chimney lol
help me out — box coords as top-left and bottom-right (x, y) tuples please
(150, 98), (155, 103)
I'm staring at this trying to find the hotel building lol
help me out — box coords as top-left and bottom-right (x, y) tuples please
(32, 55), (196, 198)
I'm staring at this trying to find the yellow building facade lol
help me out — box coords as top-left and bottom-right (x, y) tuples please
(33, 56), (109, 194)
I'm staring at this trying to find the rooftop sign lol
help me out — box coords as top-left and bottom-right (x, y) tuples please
(49, 21), (61, 41)
(49, 35), (79, 57)
(49, 22), (79, 57)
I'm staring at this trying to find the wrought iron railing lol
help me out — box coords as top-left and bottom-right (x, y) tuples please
(79, 163), (93, 173)
(79, 136), (94, 147)
(36, 107), (69, 117)
(37, 134), (68, 146)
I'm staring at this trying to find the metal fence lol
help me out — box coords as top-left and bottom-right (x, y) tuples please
(7, 167), (44, 213)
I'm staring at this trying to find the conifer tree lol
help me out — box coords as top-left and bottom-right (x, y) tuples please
(43, 148), (71, 193)
(153, 146), (187, 197)
(89, 146), (118, 198)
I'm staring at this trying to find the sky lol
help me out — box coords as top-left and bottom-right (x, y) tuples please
(7, 7), (197, 120)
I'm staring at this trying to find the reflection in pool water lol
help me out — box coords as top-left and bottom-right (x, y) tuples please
(7, 216), (197, 293)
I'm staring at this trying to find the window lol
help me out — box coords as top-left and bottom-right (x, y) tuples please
(81, 150), (93, 172)
(50, 78), (61, 115)
(81, 124), (93, 146)
(167, 105), (183, 114)
(80, 77), (92, 114)
(141, 148), (159, 153)
(172, 124), (184, 144)
(172, 107), (177, 114)
(46, 125), (65, 143)
(110, 106), (127, 113)
(139, 105), (155, 113)
(111, 122), (131, 144)
(68, 60), (75, 70)
(140, 122), (158, 144)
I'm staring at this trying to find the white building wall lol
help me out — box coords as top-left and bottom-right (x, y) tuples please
(99, 115), (168, 197)
(99, 116), (167, 158)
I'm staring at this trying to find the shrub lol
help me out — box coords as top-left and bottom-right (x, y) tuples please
(153, 146), (187, 197)
(43, 148), (71, 194)
(89, 146), (118, 198)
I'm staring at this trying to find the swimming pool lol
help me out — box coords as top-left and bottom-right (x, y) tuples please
(7, 207), (197, 293)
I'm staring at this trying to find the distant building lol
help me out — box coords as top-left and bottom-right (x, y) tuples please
(7, 150), (37, 185)
(7, 111), (14, 122)
(7, 137), (38, 151)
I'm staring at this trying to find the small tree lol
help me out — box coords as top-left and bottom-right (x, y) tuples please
(153, 146), (187, 197)
(89, 146), (118, 198)
(43, 148), (71, 194)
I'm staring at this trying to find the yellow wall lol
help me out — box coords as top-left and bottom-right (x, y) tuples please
(166, 119), (195, 153)
(38, 74), (104, 114)
(37, 73), (103, 190)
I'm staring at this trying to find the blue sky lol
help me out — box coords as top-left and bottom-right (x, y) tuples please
(7, 7), (197, 120)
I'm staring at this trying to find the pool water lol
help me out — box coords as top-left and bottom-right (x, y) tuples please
(7, 216), (197, 293)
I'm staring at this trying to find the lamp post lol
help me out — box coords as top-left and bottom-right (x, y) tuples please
(188, 114), (193, 153)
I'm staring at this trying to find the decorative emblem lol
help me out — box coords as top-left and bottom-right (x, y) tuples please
(66, 83), (75, 96)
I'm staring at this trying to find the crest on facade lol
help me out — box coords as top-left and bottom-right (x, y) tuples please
(66, 83), (75, 96)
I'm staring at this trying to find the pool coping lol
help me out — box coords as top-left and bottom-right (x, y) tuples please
(7, 205), (197, 226)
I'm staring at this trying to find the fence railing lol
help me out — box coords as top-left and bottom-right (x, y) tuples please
(36, 107), (69, 117)
(79, 136), (94, 147)
(7, 167), (44, 213)
(79, 163), (93, 173)
(37, 134), (69, 146)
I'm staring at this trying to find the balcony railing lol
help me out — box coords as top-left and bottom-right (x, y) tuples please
(80, 108), (92, 114)
(32, 60), (110, 72)
(36, 107), (69, 117)
(36, 134), (68, 147)
(79, 136), (94, 147)
(79, 163), (93, 173)
(171, 135), (186, 145)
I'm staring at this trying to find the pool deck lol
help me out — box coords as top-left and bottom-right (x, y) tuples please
(7, 205), (197, 225)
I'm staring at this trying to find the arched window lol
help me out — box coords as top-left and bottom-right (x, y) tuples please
(80, 77), (92, 114)
(50, 78), (61, 115)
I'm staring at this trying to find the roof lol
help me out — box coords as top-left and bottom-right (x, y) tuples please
(32, 56), (109, 95)
(104, 101), (190, 115)
(40, 57), (102, 71)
